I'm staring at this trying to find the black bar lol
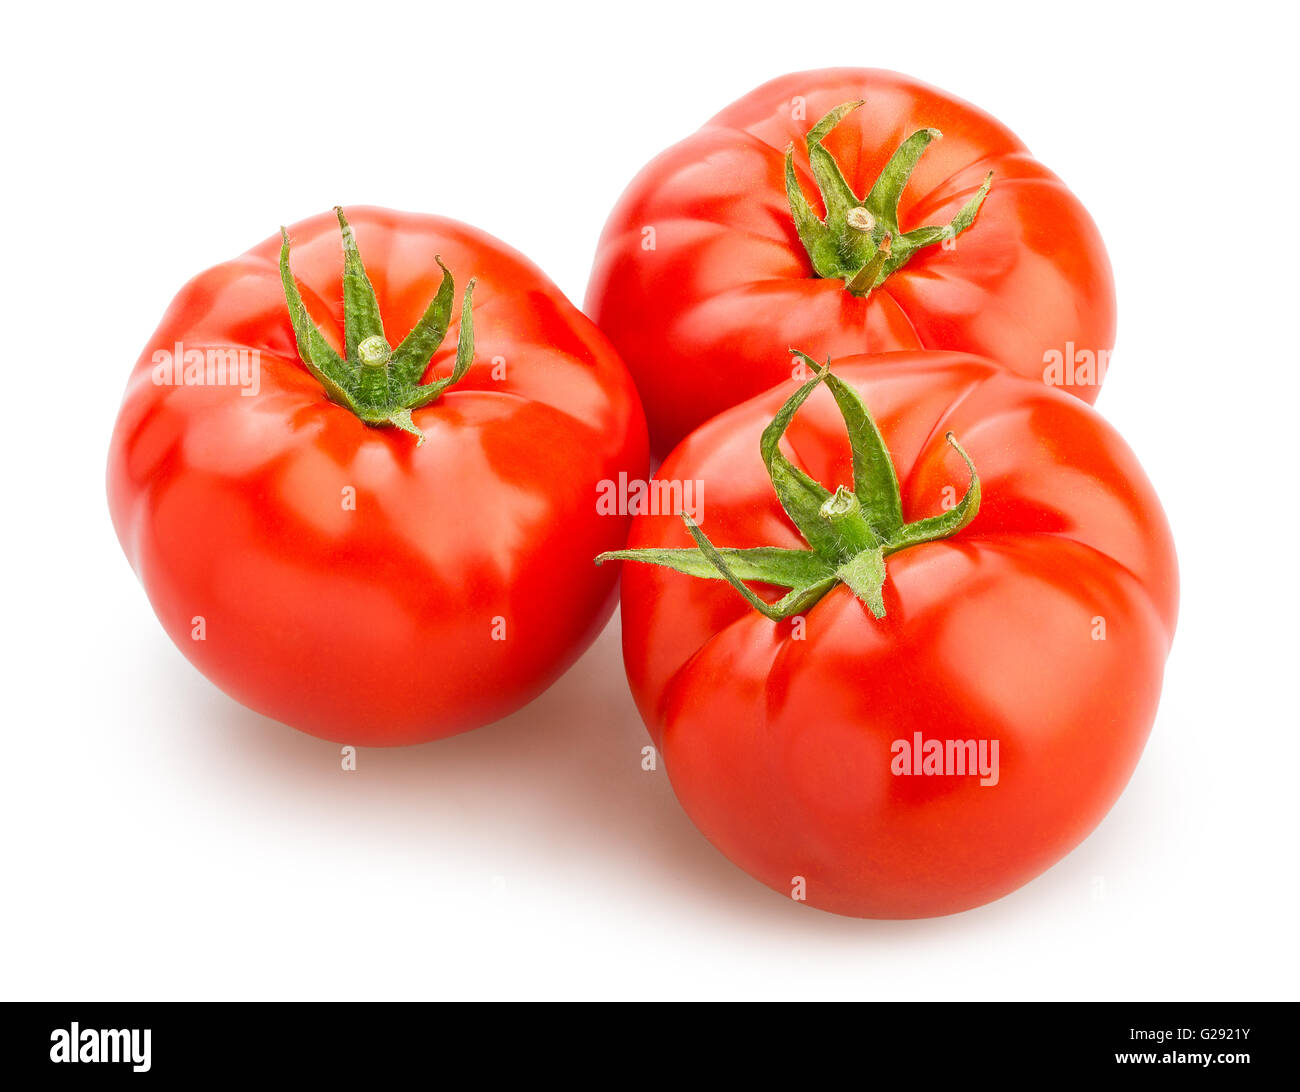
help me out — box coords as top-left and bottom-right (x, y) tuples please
(0, 1002), (1290, 1080)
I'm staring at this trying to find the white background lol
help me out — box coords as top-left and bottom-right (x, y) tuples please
(3, 0), (1296, 1001)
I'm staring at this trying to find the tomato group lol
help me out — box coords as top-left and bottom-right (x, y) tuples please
(603, 352), (1176, 917)
(108, 207), (647, 744)
(587, 68), (1116, 455)
(108, 69), (1173, 921)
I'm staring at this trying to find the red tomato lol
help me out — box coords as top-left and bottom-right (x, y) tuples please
(108, 207), (647, 745)
(603, 353), (1176, 918)
(587, 68), (1116, 455)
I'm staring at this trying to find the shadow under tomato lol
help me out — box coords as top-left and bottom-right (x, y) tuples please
(182, 607), (1148, 940)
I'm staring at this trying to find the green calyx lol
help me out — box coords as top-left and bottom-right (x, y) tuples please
(596, 353), (981, 620)
(785, 101), (993, 298)
(279, 207), (476, 443)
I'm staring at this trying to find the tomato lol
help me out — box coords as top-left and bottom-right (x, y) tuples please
(587, 68), (1116, 456)
(600, 352), (1176, 918)
(108, 207), (647, 745)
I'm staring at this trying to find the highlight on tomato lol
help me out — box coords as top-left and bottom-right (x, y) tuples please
(598, 351), (1176, 918)
(587, 68), (1116, 456)
(108, 207), (648, 745)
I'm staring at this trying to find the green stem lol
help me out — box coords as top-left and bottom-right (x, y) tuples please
(355, 334), (392, 405)
(785, 102), (994, 299)
(596, 355), (981, 621)
(279, 208), (476, 444)
(819, 486), (879, 555)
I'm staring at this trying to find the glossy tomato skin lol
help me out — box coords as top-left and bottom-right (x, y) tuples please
(109, 207), (648, 745)
(618, 353), (1176, 918)
(587, 68), (1116, 456)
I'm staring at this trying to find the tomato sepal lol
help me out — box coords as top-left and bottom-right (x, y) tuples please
(279, 207), (477, 443)
(786, 100), (994, 298)
(596, 351), (980, 620)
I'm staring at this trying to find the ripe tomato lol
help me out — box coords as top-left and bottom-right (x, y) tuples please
(108, 207), (647, 745)
(601, 352), (1176, 918)
(587, 68), (1116, 455)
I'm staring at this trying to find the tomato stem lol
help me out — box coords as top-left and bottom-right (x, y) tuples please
(785, 102), (994, 299)
(820, 486), (879, 553)
(596, 352), (981, 621)
(279, 207), (477, 444)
